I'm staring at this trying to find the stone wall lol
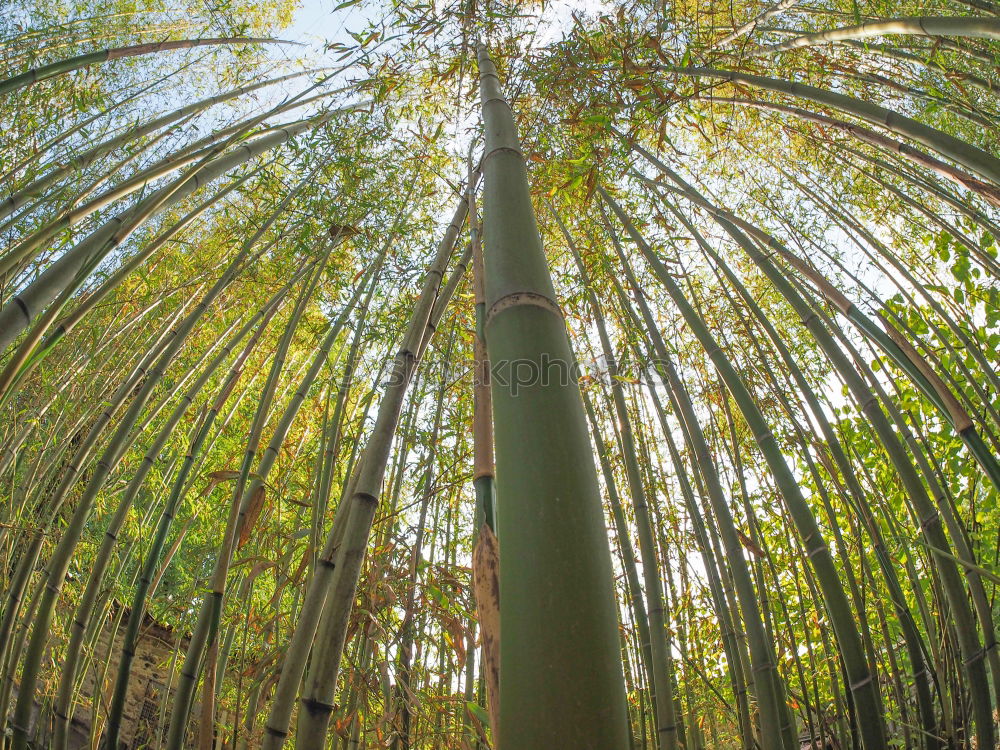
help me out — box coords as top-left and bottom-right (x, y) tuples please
(58, 606), (187, 750)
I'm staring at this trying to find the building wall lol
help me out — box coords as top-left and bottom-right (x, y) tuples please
(61, 608), (187, 750)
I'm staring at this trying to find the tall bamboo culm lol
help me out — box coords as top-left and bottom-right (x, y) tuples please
(476, 44), (629, 748)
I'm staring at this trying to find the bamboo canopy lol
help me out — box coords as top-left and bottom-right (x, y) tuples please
(0, 1), (998, 749)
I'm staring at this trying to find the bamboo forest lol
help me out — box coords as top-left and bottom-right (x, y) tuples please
(4, 0), (1000, 748)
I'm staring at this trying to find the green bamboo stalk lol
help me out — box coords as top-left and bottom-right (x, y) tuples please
(159, 239), (338, 750)
(629, 140), (1000, 494)
(0, 67), (328, 221)
(601, 214), (797, 750)
(290, 227), (472, 750)
(757, 17), (1000, 56)
(703, 96), (1000, 209)
(467, 152), (500, 739)
(581, 389), (659, 733)
(96, 269), (301, 749)
(0, 85), (352, 277)
(0, 299), (187, 674)
(669, 67), (1000, 186)
(559, 212), (677, 750)
(385, 334), (452, 750)
(0, 166), (266, 402)
(0, 97), (367, 353)
(709, 0), (801, 50)
(468, 151), (496, 533)
(825, 64), (997, 133)
(477, 45), (628, 748)
(601, 186), (889, 750)
(260, 180), (473, 749)
(699, 202), (995, 746)
(0, 37), (291, 97)
(9, 208), (289, 749)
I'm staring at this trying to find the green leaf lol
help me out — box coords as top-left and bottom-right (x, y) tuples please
(427, 584), (449, 607)
(466, 701), (491, 725)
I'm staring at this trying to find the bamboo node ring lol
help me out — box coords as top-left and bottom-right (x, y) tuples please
(481, 145), (524, 164)
(486, 291), (564, 327)
(849, 674), (874, 691)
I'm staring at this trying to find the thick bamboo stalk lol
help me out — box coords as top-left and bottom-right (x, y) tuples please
(477, 45), (629, 749)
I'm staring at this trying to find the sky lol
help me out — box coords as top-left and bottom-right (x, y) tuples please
(283, 0), (381, 52)
(263, 0), (618, 172)
(279, 0), (614, 55)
